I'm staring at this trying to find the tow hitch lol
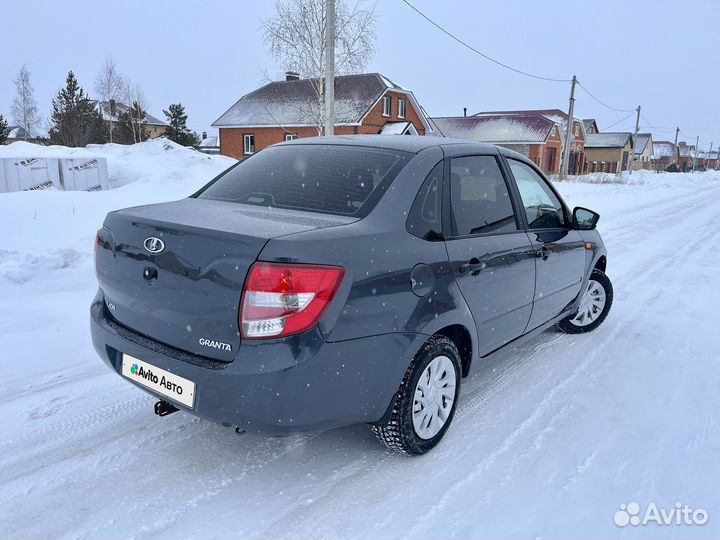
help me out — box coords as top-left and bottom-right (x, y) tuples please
(154, 400), (179, 417)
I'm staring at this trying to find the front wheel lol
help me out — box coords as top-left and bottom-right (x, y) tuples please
(558, 269), (614, 334)
(372, 336), (461, 455)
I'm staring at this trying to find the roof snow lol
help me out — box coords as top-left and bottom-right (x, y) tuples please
(585, 132), (633, 148)
(199, 136), (219, 147)
(430, 114), (557, 144)
(211, 73), (426, 129)
(652, 141), (677, 159)
(93, 101), (168, 126)
(5, 125), (41, 139)
(583, 119), (599, 134)
(633, 133), (652, 155)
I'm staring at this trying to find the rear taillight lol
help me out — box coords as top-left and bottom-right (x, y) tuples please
(240, 262), (344, 339)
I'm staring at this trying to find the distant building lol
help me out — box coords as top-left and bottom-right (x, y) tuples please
(697, 150), (718, 170)
(475, 109), (587, 175)
(583, 119), (600, 134)
(3, 125), (44, 144)
(677, 142), (698, 171)
(430, 113), (563, 174)
(197, 131), (220, 155)
(631, 133), (654, 169)
(212, 72), (432, 160)
(93, 100), (168, 139)
(651, 140), (678, 169)
(584, 132), (634, 173)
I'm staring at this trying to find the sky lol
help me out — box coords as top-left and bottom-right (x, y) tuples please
(1, 0), (719, 149)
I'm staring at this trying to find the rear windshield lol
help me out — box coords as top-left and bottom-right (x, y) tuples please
(196, 144), (412, 217)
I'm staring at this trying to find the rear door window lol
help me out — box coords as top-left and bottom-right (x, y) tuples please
(196, 145), (411, 217)
(449, 156), (518, 236)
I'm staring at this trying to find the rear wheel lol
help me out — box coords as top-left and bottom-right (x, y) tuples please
(372, 336), (461, 455)
(558, 269), (613, 334)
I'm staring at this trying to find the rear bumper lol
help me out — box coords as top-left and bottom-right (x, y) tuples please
(90, 290), (422, 435)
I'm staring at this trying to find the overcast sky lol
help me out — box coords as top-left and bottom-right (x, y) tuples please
(2, 0), (718, 148)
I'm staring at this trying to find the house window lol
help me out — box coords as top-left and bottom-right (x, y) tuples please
(398, 98), (406, 119)
(244, 134), (255, 155)
(284, 133), (298, 141)
(382, 95), (391, 117)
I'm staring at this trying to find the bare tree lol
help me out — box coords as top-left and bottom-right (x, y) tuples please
(262, 0), (376, 134)
(94, 57), (125, 143)
(121, 79), (148, 143)
(11, 64), (42, 141)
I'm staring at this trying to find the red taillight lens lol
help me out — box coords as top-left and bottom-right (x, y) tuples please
(240, 262), (344, 339)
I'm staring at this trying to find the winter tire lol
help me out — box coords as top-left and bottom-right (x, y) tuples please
(558, 269), (613, 334)
(372, 335), (461, 455)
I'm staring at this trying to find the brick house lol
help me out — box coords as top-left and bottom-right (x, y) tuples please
(430, 113), (563, 174)
(584, 132), (634, 173)
(212, 72), (432, 160)
(475, 109), (587, 175)
(651, 141), (678, 169)
(693, 150), (717, 170)
(677, 142), (698, 171)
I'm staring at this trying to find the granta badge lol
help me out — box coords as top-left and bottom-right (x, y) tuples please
(144, 237), (165, 253)
(199, 338), (232, 352)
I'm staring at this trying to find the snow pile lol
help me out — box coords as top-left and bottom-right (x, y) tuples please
(0, 138), (235, 189)
(0, 141), (235, 258)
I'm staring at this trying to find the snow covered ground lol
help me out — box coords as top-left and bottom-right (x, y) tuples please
(0, 141), (718, 539)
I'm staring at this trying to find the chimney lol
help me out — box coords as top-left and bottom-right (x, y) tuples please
(463, 107), (467, 117)
(285, 71), (300, 81)
(202, 131), (207, 140)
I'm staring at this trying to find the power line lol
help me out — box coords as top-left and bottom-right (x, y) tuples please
(400, 0), (716, 140)
(399, 0), (571, 83)
(576, 81), (635, 113)
(603, 111), (636, 130)
(639, 113), (661, 131)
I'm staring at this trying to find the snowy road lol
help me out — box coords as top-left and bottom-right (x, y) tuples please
(0, 146), (718, 538)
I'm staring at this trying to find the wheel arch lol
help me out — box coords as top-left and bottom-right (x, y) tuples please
(594, 255), (607, 273)
(434, 324), (473, 377)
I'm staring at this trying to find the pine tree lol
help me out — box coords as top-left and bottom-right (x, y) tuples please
(163, 103), (200, 146)
(49, 71), (105, 147)
(0, 114), (8, 145)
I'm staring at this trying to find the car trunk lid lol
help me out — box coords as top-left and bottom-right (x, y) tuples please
(96, 198), (355, 361)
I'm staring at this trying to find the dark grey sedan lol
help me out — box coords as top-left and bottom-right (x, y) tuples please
(91, 135), (612, 455)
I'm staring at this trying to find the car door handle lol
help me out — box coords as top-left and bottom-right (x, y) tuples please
(535, 247), (550, 261)
(459, 258), (484, 276)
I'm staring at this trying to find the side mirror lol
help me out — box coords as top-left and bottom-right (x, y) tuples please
(573, 207), (600, 230)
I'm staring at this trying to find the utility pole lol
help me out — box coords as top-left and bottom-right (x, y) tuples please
(560, 75), (577, 180)
(324, 0), (336, 136)
(707, 141), (713, 171)
(692, 135), (699, 172)
(673, 126), (679, 166)
(627, 105), (641, 174)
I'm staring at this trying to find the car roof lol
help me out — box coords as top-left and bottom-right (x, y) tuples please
(278, 134), (500, 154)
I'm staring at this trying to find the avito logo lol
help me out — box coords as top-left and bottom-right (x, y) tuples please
(614, 502), (709, 527)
